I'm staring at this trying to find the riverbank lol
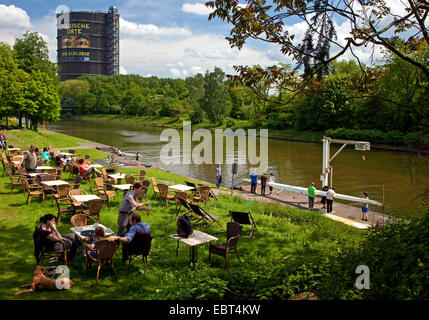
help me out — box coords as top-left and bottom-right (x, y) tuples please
(1, 128), (371, 300)
(70, 114), (429, 154)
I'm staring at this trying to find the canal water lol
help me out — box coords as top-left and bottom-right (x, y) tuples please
(50, 119), (427, 216)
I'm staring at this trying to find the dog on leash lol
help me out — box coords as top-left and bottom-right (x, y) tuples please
(14, 265), (75, 296)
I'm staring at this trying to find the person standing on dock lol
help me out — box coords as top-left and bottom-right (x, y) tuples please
(216, 164), (222, 188)
(361, 191), (369, 221)
(260, 172), (267, 195)
(268, 172), (275, 196)
(326, 186), (336, 213)
(320, 185), (328, 210)
(308, 182), (316, 210)
(250, 170), (258, 194)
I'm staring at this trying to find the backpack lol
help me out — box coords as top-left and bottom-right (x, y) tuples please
(177, 214), (193, 238)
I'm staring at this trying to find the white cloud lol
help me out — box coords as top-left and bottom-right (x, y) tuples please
(182, 3), (214, 16)
(120, 22), (279, 78)
(120, 17), (192, 38)
(120, 66), (128, 75)
(0, 4), (32, 45)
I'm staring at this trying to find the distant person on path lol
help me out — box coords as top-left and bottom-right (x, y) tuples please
(250, 170), (258, 194)
(118, 149), (122, 157)
(308, 182), (316, 210)
(136, 152), (140, 161)
(320, 185), (329, 210)
(260, 172), (267, 195)
(361, 191), (369, 221)
(268, 172), (275, 196)
(216, 164), (222, 188)
(117, 182), (151, 236)
(22, 145), (38, 173)
(326, 186), (336, 213)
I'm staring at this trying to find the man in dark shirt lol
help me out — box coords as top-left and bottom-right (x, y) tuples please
(260, 172), (267, 195)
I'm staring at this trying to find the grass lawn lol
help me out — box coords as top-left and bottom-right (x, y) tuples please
(0, 130), (366, 300)
(6, 129), (88, 150)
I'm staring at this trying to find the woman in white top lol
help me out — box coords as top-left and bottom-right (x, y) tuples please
(326, 186), (336, 213)
(268, 173), (275, 196)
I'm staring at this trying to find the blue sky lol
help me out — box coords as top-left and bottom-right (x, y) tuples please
(0, 0), (404, 78)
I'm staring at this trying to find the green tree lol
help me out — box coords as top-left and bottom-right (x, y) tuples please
(199, 67), (232, 124)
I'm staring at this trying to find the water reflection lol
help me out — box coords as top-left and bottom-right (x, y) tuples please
(50, 119), (426, 215)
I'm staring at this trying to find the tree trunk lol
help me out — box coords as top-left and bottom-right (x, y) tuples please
(19, 113), (23, 128)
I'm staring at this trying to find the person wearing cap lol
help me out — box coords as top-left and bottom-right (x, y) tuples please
(22, 145), (38, 173)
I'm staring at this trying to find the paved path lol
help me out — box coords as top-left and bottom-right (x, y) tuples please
(214, 185), (390, 229)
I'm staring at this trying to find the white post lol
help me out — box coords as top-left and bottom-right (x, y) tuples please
(321, 137), (330, 187)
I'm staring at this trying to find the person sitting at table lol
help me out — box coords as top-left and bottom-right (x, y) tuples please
(37, 214), (82, 264)
(21, 145), (38, 173)
(108, 212), (151, 263)
(86, 226), (106, 259)
(78, 158), (102, 178)
(40, 147), (50, 163)
(116, 182), (151, 236)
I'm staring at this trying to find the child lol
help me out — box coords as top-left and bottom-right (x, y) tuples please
(361, 191), (369, 221)
(87, 227), (105, 259)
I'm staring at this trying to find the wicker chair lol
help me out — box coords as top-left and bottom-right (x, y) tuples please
(8, 170), (23, 193)
(52, 184), (71, 203)
(158, 183), (175, 207)
(55, 195), (76, 225)
(151, 177), (160, 199)
(192, 186), (211, 207)
(174, 191), (189, 213)
(125, 175), (135, 185)
(81, 198), (104, 222)
(23, 179), (45, 205)
(70, 214), (96, 227)
(85, 239), (120, 285)
(94, 177), (116, 208)
(209, 222), (243, 269)
(132, 170), (146, 182)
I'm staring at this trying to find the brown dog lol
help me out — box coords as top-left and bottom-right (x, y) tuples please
(14, 265), (75, 296)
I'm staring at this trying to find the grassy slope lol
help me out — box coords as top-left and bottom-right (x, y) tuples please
(6, 129), (88, 149)
(0, 130), (365, 300)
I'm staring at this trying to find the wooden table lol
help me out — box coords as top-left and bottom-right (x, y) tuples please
(8, 148), (20, 152)
(70, 223), (114, 242)
(71, 194), (101, 202)
(108, 173), (126, 180)
(36, 166), (54, 171)
(41, 180), (69, 187)
(60, 152), (73, 157)
(112, 184), (132, 191)
(170, 230), (218, 264)
(169, 184), (195, 192)
(27, 172), (43, 177)
(90, 164), (103, 168)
